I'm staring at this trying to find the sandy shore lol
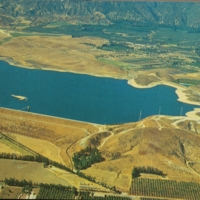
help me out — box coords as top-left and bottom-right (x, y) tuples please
(0, 57), (126, 80)
(186, 108), (200, 120)
(2, 56), (200, 121)
(128, 78), (200, 106)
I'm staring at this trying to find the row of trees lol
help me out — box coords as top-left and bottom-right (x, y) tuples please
(76, 171), (121, 194)
(4, 177), (33, 187)
(79, 192), (131, 200)
(130, 178), (200, 199)
(0, 152), (72, 172)
(132, 166), (166, 178)
(72, 147), (104, 170)
(4, 178), (77, 198)
(4, 177), (33, 194)
(36, 187), (75, 199)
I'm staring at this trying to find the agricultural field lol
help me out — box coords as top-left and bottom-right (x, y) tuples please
(1, 25), (200, 89)
(0, 185), (40, 199)
(0, 159), (71, 186)
(129, 178), (200, 200)
(77, 192), (132, 200)
(13, 134), (64, 164)
(0, 136), (33, 156)
(1, 24), (200, 107)
(0, 107), (101, 167)
(0, 186), (24, 199)
(36, 187), (75, 199)
(140, 198), (170, 200)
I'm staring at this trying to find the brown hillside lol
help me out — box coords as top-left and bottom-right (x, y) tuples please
(1, 108), (200, 192)
(81, 116), (200, 192)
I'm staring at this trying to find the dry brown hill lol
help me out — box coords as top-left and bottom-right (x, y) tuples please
(79, 116), (200, 191)
(1, 108), (200, 192)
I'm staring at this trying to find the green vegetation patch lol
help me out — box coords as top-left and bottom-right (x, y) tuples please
(132, 166), (166, 178)
(37, 184), (76, 199)
(141, 198), (170, 200)
(97, 57), (133, 69)
(79, 191), (131, 200)
(5, 178), (33, 194)
(0, 37), (12, 45)
(130, 178), (200, 200)
(175, 78), (200, 85)
(123, 58), (161, 65)
(45, 21), (71, 27)
(98, 42), (134, 51)
(3, 178), (76, 199)
(10, 32), (35, 37)
(72, 147), (104, 170)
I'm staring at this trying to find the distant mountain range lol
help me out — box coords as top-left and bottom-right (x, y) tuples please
(1, 0), (200, 29)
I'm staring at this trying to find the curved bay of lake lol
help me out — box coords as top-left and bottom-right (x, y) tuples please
(0, 60), (199, 124)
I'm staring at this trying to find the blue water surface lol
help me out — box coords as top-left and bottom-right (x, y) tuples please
(0, 60), (199, 124)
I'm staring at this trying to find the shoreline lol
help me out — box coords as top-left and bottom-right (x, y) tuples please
(0, 57), (126, 80)
(1, 56), (199, 106)
(128, 78), (200, 121)
(186, 108), (200, 120)
(128, 78), (200, 106)
(1, 57), (200, 121)
(0, 107), (102, 126)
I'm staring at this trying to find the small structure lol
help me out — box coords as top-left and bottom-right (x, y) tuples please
(29, 191), (36, 199)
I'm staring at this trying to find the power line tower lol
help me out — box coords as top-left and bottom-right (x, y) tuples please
(158, 106), (161, 115)
(139, 110), (142, 121)
(180, 106), (183, 116)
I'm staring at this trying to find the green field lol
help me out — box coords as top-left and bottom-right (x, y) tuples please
(36, 187), (75, 199)
(12, 23), (200, 75)
(97, 57), (133, 69)
(129, 178), (200, 200)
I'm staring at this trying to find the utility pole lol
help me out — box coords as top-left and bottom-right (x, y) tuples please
(180, 106), (183, 116)
(158, 106), (161, 115)
(139, 110), (142, 121)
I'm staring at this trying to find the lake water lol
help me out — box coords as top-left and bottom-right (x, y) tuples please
(0, 60), (199, 124)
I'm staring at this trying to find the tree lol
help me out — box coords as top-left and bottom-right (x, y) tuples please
(72, 187), (78, 196)
(132, 167), (140, 178)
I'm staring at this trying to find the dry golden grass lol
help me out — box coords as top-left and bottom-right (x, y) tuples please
(14, 134), (63, 164)
(0, 107), (101, 167)
(0, 186), (22, 199)
(2, 107), (200, 191)
(0, 137), (33, 156)
(0, 34), (9, 41)
(0, 159), (71, 186)
(0, 142), (21, 155)
(48, 167), (107, 190)
(83, 168), (130, 191)
(192, 164), (200, 173)
(82, 117), (200, 191)
(0, 35), (126, 79)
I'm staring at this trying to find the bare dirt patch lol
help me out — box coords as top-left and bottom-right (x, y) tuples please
(0, 186), (22, 199)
